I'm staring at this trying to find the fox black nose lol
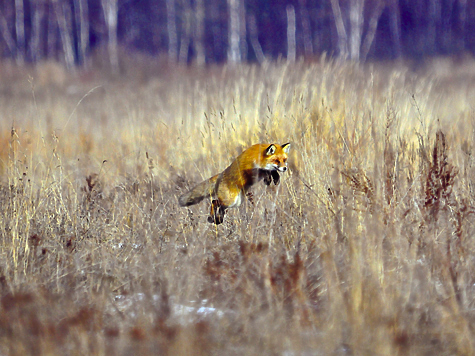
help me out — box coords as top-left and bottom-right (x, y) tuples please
(282, 167), (287, 172)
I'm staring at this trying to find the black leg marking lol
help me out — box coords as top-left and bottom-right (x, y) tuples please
(246, 191), (255, 205)
(208, 200), (226, 224)
(271, 170), (280, 185)
(263, 171), (272, 186)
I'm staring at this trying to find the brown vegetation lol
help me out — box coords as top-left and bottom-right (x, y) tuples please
(1, 57), (475, 355)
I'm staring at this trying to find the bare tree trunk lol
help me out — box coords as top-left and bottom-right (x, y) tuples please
(166, 0), (178, 63)
(388, 0), (402, 58)
(178, 1), (191, 65)
(101, 0), (119, 74)
(53, 0), (75, 68)
(440, 0), (454, 51)
(14, 0), (25, 64)
(194, 0), (205, 65)
(349, 0), (364, 60)
(0, 12), (17, 57)
(330, 0), (348, 59)
(299, 0), (313, 56)
(360, 0), (384, 62)
(248, 13), (265, 63)
(47, 3), (57, 60)
(238, 0), (247, 61)
(458, 0), (467, 50)
(209, 0), (222, 63)
(227, 0), (241, 63)
(286, 5), (296, 62)
(30, 1), (45, 62)
(427, 0), (440, 53)
(75, 0), (90, 68)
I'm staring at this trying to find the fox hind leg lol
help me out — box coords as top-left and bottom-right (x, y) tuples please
(208, 200), (226, 224)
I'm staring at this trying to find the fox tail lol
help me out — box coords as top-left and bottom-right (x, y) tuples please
(178, 174), (219, 207)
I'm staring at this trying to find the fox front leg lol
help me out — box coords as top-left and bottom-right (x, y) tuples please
(271, 170), (280, 185)
(261, 170), (280, 186)
(262, 170), (273, 186)
(208, 200), (226, 225)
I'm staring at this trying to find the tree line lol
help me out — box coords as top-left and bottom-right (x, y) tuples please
(0, 0), (473, 70)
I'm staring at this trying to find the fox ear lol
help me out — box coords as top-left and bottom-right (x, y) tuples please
(265, 144), (276, 155)
(281, 143), (291, 153)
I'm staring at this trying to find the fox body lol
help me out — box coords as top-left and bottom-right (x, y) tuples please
(179, 143), (291, 224)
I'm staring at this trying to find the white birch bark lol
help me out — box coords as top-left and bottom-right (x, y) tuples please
(227, 0), (241, 63)
(166, 0), (178, 63)
(299, 0), (313, 56)
(14, 0), (25, 64)
(178, 2), (191, 65)
(330, 0), (348, 59)
(53, 0), (75, 69)
(0, 12), (16, 57)
(194, 0), (205, 65)
(248, 14), (265, 63)
(101, 0), (119, 73)
(349, 0), (364, 61)
(75, 0), (90, 67)
(30, 1), (45, 61)
(360, 0), (384, 62)
(287, 5), (296, 62)
(388, 0), (401, 58)
(238, 0), (247, 61)
(458, 0), (467, 49)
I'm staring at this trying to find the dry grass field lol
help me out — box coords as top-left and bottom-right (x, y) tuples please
(1, 54), (475, 355)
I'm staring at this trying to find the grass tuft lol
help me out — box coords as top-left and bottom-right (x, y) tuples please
(1, 57), (475, 354)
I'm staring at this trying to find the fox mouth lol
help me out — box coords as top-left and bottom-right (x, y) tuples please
(261, 163), (288, 172)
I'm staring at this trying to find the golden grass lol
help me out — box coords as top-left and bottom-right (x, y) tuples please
(1, 55), (475, 355)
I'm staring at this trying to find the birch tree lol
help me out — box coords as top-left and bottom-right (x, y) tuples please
(14, 0), (25, 64)
(178, 0), (192, 64)
(330, 0), (348, 59)
(0, 10), (16, 59)
(360, 0), (385, 62)
(74, 0), (90, 67)
(227, 0), (241, 63)
(349, 0), (364, 61)
(101, 0), (119, 73)
(458, 0), (467, 50)
(330, 0), (385, 61)
(30, 0), (45, 61)
(53, 0), (75, 69)
(238, 0), (247, 61)
(299, 0), (313, 56)
(166, 0), (178, 63)
(388, 0), (401, 58)
(287, 5), (296, 62)
(248, 13), (265, 63)
(194, 0), (205, 65)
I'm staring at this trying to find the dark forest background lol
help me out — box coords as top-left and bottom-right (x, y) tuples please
(1, 0), (474, 70)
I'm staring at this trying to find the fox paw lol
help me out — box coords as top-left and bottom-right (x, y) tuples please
(246, 192), (255, 205)
(208, 214), (224, 224)
(209, 200), (225, 224)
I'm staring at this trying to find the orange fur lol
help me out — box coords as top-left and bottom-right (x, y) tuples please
(179, 143), (291, 224)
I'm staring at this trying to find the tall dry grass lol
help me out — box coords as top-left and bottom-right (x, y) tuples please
(1, 55), (475, 355)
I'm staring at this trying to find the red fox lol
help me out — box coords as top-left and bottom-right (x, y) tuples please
(179, 143), (291, 224)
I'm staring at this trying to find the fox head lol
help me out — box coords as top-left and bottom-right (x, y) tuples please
(264, 143), (291, 172)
